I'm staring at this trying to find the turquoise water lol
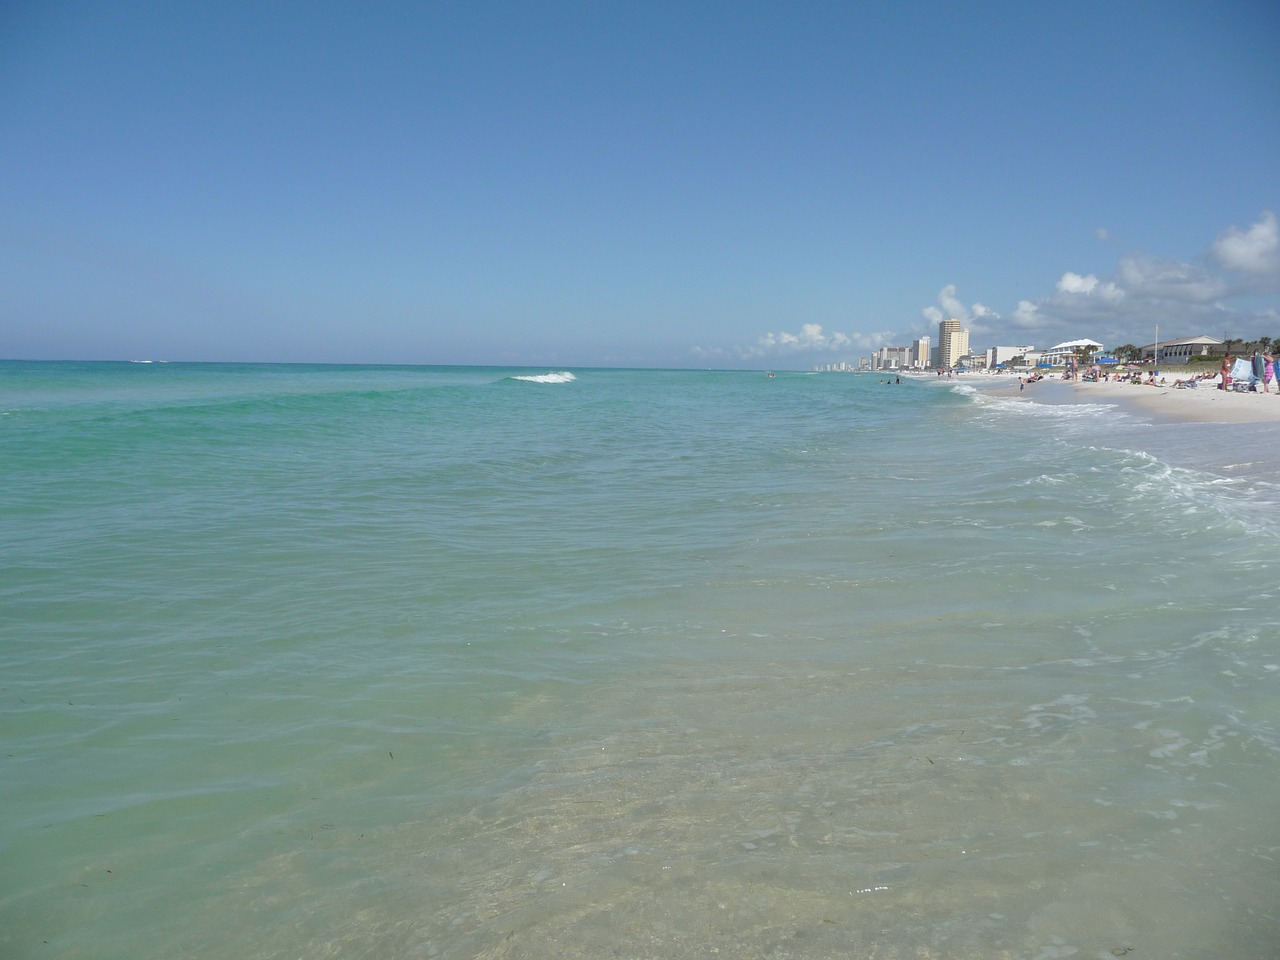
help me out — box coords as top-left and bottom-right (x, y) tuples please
(2, 361), (1278, 959)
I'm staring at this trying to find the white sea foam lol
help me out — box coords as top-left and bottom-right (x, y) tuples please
(969, 388), (1135, 429)
(511, 371), (577, 384)
(954, 377), (1280, 535)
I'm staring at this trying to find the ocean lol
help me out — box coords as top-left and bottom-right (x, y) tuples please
(2, 360), (1278, 959)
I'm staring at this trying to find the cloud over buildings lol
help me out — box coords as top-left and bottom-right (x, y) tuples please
(730, 211), (1278, 366)
(751, 323), (891, 357)
(935, 210), (1279, 347)
(698, 323), (894, 364)
(920, 284), (998, 336)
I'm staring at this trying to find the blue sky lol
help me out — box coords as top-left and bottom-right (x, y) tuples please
(2, 0), (1278, 368)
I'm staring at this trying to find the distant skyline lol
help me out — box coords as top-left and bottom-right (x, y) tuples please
(3, 1), (1278, 368)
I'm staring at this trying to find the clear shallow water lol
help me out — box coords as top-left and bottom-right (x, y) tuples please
(2, 361), (1278, 959)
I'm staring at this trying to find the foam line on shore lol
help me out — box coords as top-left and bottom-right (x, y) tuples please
(950, 372), (1280, 425)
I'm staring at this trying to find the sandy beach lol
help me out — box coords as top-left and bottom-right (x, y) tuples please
(964, 372), (1280, 424)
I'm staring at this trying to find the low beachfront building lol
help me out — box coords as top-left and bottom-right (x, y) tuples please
(1041, 339), (1104, 366)
(986, 345), (1037, 369)
(1139, 335), (1223, 362)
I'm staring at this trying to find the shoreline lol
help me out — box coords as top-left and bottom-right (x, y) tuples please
(950, 371), (1280, 425)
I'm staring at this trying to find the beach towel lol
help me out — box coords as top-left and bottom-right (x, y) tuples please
(1231, 357), (1254, 382)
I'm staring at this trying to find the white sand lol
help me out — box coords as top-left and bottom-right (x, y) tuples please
(965, 372), (1280, 424)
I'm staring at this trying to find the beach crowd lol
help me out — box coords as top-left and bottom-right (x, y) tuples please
(1017, 350), (1280, 395)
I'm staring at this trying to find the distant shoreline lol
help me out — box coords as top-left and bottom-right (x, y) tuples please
(946, 370), (1280, 425)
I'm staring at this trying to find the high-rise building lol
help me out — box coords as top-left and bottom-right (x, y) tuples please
(875, 345), (912, 369)
(912, 336), (930, 368)
(937, 319), (969, 369)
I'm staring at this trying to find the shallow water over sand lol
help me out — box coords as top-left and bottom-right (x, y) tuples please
(3, 362), (1278, 959)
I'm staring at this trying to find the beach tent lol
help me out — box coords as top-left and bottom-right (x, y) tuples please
(1096, 356), (1118, 364)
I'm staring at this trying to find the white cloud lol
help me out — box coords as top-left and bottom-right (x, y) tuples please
(798, 323), (825, 345)
(1057, 272), (1098, 294)
(937, 284), (968, 321)
(732, 213), (1279, 365)
(919, 285), (1000, 338)
(1055, 271), (1124, 304)
(1006, 251), (1225, 346)
(920, 284), (1000, 327)
(1095, 227), (1109, 241)
(1211, 210), (1280, 280)
(938, 214), (1279, 348)
(1011, 299), (1047, 329)
(746, 323), (891, 360)
(1114, 253), (1223, 303)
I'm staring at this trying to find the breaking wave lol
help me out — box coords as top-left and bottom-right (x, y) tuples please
(510, 371), (577, 384)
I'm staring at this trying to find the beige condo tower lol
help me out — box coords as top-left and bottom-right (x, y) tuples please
(937, 318), (969, 369)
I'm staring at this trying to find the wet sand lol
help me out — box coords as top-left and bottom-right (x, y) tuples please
(968, 373), (1280, 424)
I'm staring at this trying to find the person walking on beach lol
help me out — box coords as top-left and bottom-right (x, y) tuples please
(1263, 351), (1275, 394)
